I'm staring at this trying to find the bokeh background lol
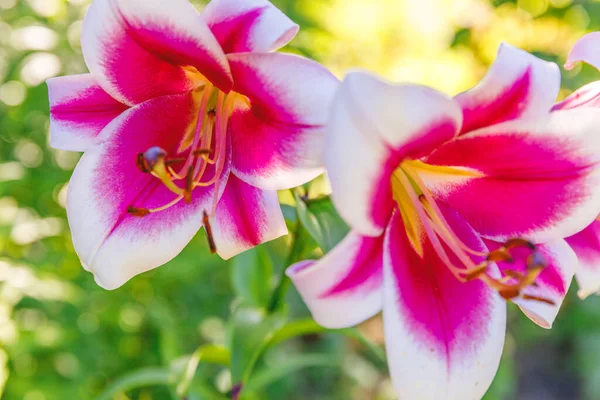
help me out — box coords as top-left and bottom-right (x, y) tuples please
(2, 0), (600, 399)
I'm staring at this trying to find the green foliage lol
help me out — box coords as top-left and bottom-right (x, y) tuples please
(294, 191), (349, 254)
(231, 248), (273, 309)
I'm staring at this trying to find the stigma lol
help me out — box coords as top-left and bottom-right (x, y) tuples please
(391, 160), (552, 305)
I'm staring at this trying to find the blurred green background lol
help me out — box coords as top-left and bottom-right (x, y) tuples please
(2, 0), (600, 399)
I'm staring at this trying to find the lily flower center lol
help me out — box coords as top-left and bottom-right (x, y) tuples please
(391, 160), (552, 304)
(127, 82), (246, 253)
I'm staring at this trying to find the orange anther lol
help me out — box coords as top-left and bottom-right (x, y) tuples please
(203, 211), (217, 254)
(127, 206), (150, 217)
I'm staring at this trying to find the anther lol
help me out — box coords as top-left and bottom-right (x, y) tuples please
(193, 148), (213, 157)
(164, 157), (186, 166)
(184, 166), (194, 204)
(203, 211), (217, 254)
(521, 294), (555, 305)
(499, 287), (521, 300)
(136, 146), (167, 173)
(505, 238), (536, 251)
(127, 206), (150, 217)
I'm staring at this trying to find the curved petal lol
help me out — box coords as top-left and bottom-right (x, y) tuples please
(202, 0), (298, 53)
(47, 74), (128, 152)
(67, 93), (224, 290)
(455, 42), (560, 134)
(227, 53), (339, 190)
(485, 239), (576, 329)
(287, 232), (384, 329)
(424, 108), (600, 243)
(566, 220), (600, 299)
(566, 32), (600, 72)
(81, 0), (231, 106)
(552, 81), (600, 111)
(326, 71), (462, 236)
(210, 174), (287, 260)
(383, 210), (506, 400)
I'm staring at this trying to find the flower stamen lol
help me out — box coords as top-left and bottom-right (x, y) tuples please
(392, 160), (552, 305)
(125, 85), (241, 256)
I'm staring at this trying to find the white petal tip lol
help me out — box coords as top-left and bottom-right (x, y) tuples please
(80, 260), (91, 272)
(92, 273), (121, 291)
(85, 262), (128, 291)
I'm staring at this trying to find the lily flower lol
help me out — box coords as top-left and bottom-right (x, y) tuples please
(47, 0), (338, 289)
(288, 44), (600, 399)
(548, 32), (600, 298)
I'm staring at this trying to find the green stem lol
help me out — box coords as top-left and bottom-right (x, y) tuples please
(267, 185), (317, 313)
(268, 318), (387, 367)
(266, 276), (291, 313)
(267, 216), (302, 313)
(95, 367), (173, 400)
(245, 354), (339, 393)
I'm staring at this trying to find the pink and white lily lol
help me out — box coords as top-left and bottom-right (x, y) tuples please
(47, 0), (338, 289)
(288, 43), (600, 399)
(549, 32), (600, 298)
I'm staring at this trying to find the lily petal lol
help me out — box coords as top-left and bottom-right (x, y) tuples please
(81, 0), (231, 106)
(566, 220), (600, 299)
(326, 71), (462, 236)
(485, 239), (576, 329)
(67, 93), (224, 290)
(202, 0), (298, 53)
(552, 81), (600, 111)
(47, 74), (128, 152)
(227, 52), (339, 190)
(210, 174), (287, 260)
(287, 232), (384, 329)
(456, 42), (560, 134)
(424, 108), (600, 243)
(566, 32), (600, 72)
(384, 209), (506, 400)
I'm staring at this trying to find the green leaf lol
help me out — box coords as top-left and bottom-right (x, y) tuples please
(280, 204), (298, 226)
(266, 213), (317, 313)
(244, 354), (339, 394)
(95, 367), (174, 400)
(269, 319), (326, 346)
(228, 308), (287, 390)
(231, 246), (273, 308)
(268, 318), (387, 367)
(294, 193), (349, 253)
